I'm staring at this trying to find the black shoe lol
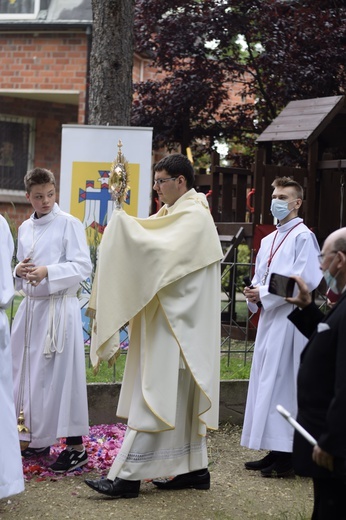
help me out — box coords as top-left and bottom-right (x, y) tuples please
(245, 451), (277, 471)
(49, 448), (88, 473)
(21, 446), (50, 458)
(261, 453), (295, 478)
(152, 469), (210, 490)
(84, 477), (140, 498)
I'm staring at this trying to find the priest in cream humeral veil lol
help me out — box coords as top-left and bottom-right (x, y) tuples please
(85, 150), (223, 499)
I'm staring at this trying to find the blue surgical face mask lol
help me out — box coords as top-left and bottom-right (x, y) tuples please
(323, 268), (340, 294)
(270, 198), (297, 221)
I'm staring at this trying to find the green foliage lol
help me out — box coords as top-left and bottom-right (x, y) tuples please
(221, 243), (251, 293)
(236, 243), (251, 290)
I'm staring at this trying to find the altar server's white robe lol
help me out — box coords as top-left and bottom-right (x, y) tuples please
(0, 215), (24, 499)
(241, 218), (322, 452)
(89, 189), (223, 480)
(11, 204), (92, 448)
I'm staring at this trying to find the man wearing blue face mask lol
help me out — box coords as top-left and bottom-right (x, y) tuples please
(241, 177), (322, 478)
(286, 227), (346, 519)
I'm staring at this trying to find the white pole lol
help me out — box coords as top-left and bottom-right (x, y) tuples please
(276, 404), (317, 446)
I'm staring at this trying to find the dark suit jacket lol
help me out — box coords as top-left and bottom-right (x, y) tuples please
(288, 292), (346, 478)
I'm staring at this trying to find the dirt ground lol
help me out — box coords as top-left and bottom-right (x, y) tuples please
(0, 424), (313, 520)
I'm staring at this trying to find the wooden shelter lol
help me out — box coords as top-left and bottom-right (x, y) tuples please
(192, 96), (346, 249)
(253, 95), (346, 243)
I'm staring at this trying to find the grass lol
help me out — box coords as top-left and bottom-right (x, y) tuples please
(85, 352), (127, 383)
(221, 354), (251, 379)
(85, 350), (252, 383)
(6, 295), (22, 327)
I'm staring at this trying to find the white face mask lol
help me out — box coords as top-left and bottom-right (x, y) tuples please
(270, 198), (297, 221)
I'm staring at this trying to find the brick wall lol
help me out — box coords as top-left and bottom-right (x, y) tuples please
(2, 201), (31, 231)
(0, 31), (88, 122)
(133, 53), (167, 83)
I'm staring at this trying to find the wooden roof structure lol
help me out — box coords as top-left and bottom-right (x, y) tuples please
(253, 95), (346, 242)
(256, 95), (345, 145)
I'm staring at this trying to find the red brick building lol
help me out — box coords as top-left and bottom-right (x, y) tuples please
(0, 0), (251, 227)
(0, 0), (156, 225)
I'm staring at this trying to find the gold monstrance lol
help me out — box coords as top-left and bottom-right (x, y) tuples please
(109, 140), (130, 210)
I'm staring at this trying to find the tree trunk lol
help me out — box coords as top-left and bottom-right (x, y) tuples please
(89, 0), (134, 126)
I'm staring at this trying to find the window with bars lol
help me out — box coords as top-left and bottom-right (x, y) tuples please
(0, 115), (35, 191)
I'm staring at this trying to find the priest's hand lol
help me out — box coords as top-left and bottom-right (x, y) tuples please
(285, 275), (312, 309)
